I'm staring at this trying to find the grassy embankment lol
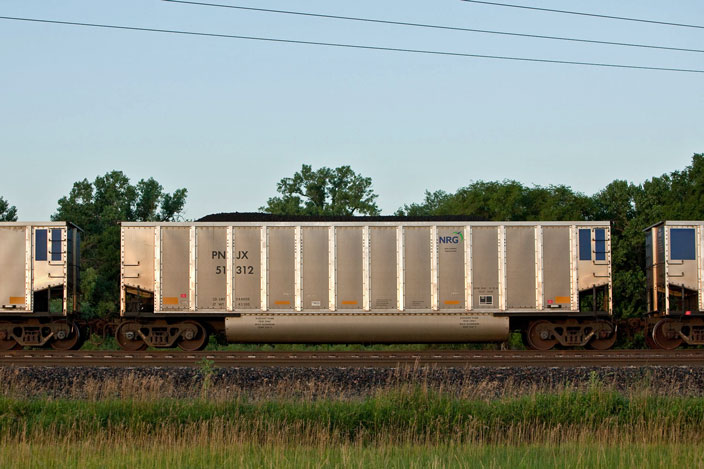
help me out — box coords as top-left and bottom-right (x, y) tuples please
(1, 381), (703, 468)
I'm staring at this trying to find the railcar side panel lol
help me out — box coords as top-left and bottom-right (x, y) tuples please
(505, 226), (536, 309)
(196, 227), (227, 311)
(471, 227), (499, 310)
(33, 228), (65, 292)
(0, 227), (27, 311)
(268, 227), (295, 310)
(233, 227), (261, 310)
(301, 227), (329, 311)
(576, 227), (610, 291)
(656, 225), (666, 311)
(335, 227), (363, 310)
(122, 227), (154, 293)
(160, 227), (190, 311)
(542, 226), (571, 309)
(404, 227), (431, 310)
(437, 226), (464, 310)
(667, 227), (698, 291)
(370, 227), (397, 310)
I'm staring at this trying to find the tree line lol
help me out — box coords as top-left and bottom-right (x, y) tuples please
(1, 154), (702, 317)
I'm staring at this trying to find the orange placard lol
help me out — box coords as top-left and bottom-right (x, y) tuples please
(9, 297), (25, 305)
(162, 297), (179, 305)
(341, 300), (358, 305)
(444, 300), (460, 305)
(274, 300), (291, 305)
(555, 296), (571, 304)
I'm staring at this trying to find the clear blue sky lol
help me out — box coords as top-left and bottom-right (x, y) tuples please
(1, 0), (702, 219)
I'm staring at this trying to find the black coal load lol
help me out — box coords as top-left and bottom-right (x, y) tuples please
(197, 212), (487, 223)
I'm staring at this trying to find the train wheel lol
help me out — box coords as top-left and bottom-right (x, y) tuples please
(177, 321), (208, 351)
(115, 321), (147, 351)
(0, 322), (20, 351)
(644, 326), (659, 349)
(652, 319), (683, 350)
(526, 320), (558, 351)
(50, 320), (81, 350)
(586, 322), (617, 350)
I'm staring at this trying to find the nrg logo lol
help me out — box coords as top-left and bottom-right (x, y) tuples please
(438, 231), (464, 244)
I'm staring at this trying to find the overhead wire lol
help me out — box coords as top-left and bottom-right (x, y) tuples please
(459, 0), (704, 30)
(1, 15), (702, 74)
(161, 0), (704, 54)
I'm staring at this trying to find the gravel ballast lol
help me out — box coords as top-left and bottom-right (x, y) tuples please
(1, 366), (704, 399)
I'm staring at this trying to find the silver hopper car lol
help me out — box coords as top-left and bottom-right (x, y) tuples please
(117, 219), (614, 351)
(0, 222), (82, 350)
(645, 221), (704, 349)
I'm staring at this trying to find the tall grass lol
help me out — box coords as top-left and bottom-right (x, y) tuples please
(1, 387), (703, 445)
(2, 440), (703, 469)
(2, 376), (703, 467)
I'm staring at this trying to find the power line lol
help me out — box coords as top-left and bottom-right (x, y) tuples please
(460, 0), (704, 30)
(162, 0), (704, 54)
(1, 15), (702, 74)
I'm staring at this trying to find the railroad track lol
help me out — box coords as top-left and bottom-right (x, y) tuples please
(1, 350), (704, 367)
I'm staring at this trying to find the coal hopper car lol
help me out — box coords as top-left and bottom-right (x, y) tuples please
(117, 219), (614, 351)
(645, 221), (704, 349)
(0, 222), (82, 350)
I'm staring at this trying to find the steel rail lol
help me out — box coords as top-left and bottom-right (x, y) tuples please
(1, 350), (704, 368)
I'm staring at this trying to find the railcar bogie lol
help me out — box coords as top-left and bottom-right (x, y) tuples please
(0, 318), (83, 350)
(114, 319), (215, 351)
(511, 317), (617, 351)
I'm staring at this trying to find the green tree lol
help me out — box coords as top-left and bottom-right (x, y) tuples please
(0, 196), (17, 221)
(262, 165), (380, 216)
(397, 180), (593, 221)
(52, 171), (187, 316)
(635, 153), (704, 222)
(396, 190), (452, 216)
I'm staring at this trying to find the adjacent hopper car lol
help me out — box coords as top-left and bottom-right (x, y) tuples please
(0, 222), (82, 350)
(644, 221), (704, 349)
(1, 218), (702, 351)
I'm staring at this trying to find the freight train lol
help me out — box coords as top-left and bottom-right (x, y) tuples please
(0, 217), (701, 351)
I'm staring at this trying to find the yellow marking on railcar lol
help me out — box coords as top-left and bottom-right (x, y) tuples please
(9, 297), (25, 305)
(555, 296), (571, 304)
(162, 297), (179, 305)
